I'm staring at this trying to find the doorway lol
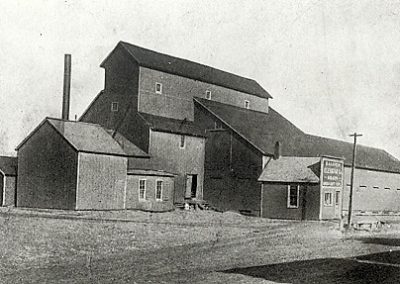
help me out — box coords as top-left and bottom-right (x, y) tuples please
(0, 174), (3, 206)
(185, 174), (198, 199)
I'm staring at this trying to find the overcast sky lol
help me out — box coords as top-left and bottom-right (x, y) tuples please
(1, 0), (400, 158)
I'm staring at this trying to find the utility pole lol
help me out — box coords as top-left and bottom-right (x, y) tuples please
(347, 132), (363, 229)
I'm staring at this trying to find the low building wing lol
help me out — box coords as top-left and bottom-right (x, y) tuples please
(258, 157), (321, 183)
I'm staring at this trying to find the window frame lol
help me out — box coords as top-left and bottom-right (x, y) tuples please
(244, 100), (250, 109)
(324, 192), (333, 206)
(111, 102), (119, 112)
(179, 135), (185, 149)
(138, 179), (146, 201)
(335, 191), (340, 206)
(155, 180), (163, 201)
(155, 82), (163, 94)
(205, 90), (212, 100)
(287, 185), (299, 209)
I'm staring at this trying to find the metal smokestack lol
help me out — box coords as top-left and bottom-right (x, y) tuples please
(62, 54), (71, 120)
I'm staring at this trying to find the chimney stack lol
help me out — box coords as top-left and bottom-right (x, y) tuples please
(274, 141), (281, 160)
(62, 54), (71, 120)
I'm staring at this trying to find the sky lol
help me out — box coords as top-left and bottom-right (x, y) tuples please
(1, 0), (400, 158)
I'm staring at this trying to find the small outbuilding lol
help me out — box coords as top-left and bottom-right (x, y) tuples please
(0, 156), (17, 207)
(16, 117), (149, 210)
(259, 156), (344, 220)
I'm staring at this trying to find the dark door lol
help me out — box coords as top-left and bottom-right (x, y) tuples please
(185, 174), (198, 199)
(0, 174), (3, 206)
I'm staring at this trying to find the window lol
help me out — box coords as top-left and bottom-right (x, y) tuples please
(335, 191), (340, 206)
(373, 186), (379, 189)
(206, 90), (212, 100)
(385, 187), (390, 190)
(215, 120), (223, 129)
(139, 179), (146, 201)
(324, 192), (333, 206)
(244, 100), (250, 109)
(180, 135), (185, 149)
(155, 180), (163, 201)
(111, 102), (119, 112)
(155, 82), (162, 94)
(287, 185), (299, 208)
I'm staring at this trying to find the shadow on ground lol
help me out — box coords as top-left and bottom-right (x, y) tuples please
(356, 237), (400, 247)
(222, 251), (400, 284)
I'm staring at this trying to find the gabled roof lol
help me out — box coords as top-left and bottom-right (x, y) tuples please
(0, 156), (17, 176)
(195, 98), (304, 155)
(105, 130), (149, 158)
(195, 98), (400, 173)
(17, 118), (148, 158)
(102, 41), (272, 99)
(258, 157), (320, 183)
(138, 112), (206, 138)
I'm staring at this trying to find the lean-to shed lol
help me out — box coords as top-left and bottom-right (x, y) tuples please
(0, 156), (17, 207)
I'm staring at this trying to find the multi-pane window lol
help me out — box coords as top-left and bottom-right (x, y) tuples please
(335, 191), (340, 206)
(206, 90), (212, 100)
(111, 102), (119, 112)
(155, 82), (162, 94)
(287, 185), (299, 208)
(139, 179), (146, 201)
(156, 180), (163, 201)
(180, 135), (185, 149)
(324, 192), (332, 206)
(244, 100), (250, 109)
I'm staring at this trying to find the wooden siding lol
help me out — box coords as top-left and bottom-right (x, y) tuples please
(148, 131), (205, 203)
(342, 167), (400, 213)
(81, 45), (140, 131)
(17, 122), (78, 210)
(197, 107), (263, 216)
(76, 152), (127, 210)
(138, 67), (269, 121)
(126, 175), (174, 211)
(261, 184), (320, 220)
(2, 175), (16, 206)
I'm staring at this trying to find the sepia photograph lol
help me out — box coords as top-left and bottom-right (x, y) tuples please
(1, 1), (400, 283)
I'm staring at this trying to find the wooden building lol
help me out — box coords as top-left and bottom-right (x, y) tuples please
(79, 41), (272, 204)
(15, 41), (400, 218)
(16, 118), (149, 210)
(194, 98), (400, 219)
(0, 156), (17, 207)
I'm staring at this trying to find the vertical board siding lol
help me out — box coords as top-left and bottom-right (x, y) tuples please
(138, 67), (269, 121)
(126, 175), (174, 211)
(342, 167), (400, 213)
(148, 131), (205, 203)
(261, 184), (320, 220)
(3, 176), (16, 206)
(76, 153), (127, 210)
(81, 46), (140, 131)
(17, 122), (78, 210)
(201, 114), (263, 215)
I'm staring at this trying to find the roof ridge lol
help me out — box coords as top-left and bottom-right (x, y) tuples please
(120, 41), (258, 83)
(305, 133), (393, 153)
(47, 117), (103, 128)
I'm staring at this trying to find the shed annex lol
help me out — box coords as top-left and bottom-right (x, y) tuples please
(0, 156), (17, 207)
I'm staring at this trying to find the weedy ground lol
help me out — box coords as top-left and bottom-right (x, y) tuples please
(1, 208), (400, 283)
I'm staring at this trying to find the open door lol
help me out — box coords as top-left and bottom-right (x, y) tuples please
(185, 174), (198, 199)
